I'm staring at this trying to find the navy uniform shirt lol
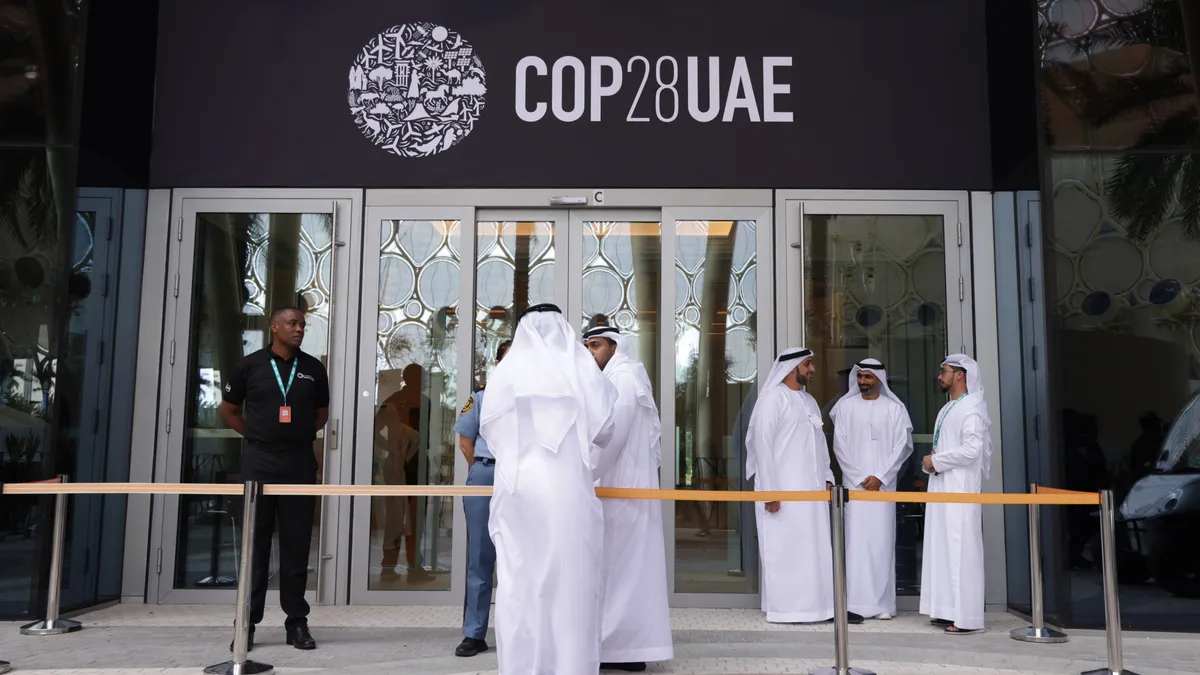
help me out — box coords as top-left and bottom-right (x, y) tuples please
(223, 347), (330, 448)
(453, 389), (492, 460)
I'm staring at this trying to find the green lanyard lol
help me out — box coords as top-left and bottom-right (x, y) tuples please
(932, 393), (967, 449)
(270, 359), (298, 405)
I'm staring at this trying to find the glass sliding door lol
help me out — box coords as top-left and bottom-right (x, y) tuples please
(347, 194), (774, 609)
(351, 206), (481, 603)
(662, 207), (772, 605)
(151, 191), (361, 606)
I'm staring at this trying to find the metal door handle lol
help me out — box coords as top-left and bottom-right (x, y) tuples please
(329, 419), (339, 451)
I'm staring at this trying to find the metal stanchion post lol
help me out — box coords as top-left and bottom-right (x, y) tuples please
(205, 482), (273, 675)
(811, 486), (874, 675)
(1082, 490), (1138, 675)
(1012, 483), (1067, 644)
(21, 475), (82, 636)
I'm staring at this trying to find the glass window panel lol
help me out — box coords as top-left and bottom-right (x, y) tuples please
(0, 1), (84, 142)
(175, 212), (333, 591)
(1048, 155), (1200, 629)
(472, 221), (556, 389)
(580, 220), (661, 400)
(673, 220), (759, 594)
(369, 219), (460, 591)
(0, 148), (68, 612)
(803, 213), (947, 596)
(1038, 1), (1200, 152)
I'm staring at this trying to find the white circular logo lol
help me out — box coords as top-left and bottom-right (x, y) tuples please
(348, 23), (487, 158)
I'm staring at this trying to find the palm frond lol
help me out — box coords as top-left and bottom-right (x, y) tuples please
(1178, 154), (1200, 240)
(1107, 109), (1200, 241)
(1078, 65), (1193, 126)
(1071, 0), (1186, 55)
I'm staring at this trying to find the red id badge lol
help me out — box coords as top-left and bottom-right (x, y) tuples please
(279, 406), (292, 423)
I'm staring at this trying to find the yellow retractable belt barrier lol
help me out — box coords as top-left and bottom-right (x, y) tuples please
(0, 478), (1133, 675)
(3, 481), (1100, 505)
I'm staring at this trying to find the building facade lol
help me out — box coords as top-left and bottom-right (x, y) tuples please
(2, 0), (1197, 633)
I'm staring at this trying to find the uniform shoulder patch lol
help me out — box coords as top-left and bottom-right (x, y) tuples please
(461, 396), (474, 415)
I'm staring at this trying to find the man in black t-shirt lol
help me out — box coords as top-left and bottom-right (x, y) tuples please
(220, 307), (330, 652)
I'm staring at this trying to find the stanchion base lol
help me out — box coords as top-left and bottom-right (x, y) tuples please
(0, 659), (10, 674)
(20, 618), (82, 635)
(809, 667), (876, 675)
(1011, 625), (1069, 643)
(203, 659), (274, 675)
(1081, 669), (1139, 675)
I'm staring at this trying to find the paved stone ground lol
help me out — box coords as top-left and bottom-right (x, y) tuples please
(0, 605), (1195, 674)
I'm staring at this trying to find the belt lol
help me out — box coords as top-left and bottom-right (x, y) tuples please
(475, 457), (495, 466)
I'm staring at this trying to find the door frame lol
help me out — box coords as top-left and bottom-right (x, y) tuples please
(66, 190), (123, 607)
(349, 205), (478, 605)
(774, 190), (974, 356)
(773, 189), (975, 611)
(356, 190), (773, 608)
(146, 188), (363, 606)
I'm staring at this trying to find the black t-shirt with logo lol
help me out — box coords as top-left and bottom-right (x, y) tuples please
(223, 347), (330, 448)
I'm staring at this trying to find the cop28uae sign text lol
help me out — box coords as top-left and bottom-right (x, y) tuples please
(514, 56), (794, 124)
(348, 22), (797, 159)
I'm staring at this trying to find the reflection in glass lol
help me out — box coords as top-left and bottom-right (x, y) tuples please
(581, 221), (661, 399)
(1049, 156), (1200, 630)
(175, 213), (332, 591)
(1039, 0), (1199, 153)
(0, 0), (84, 142)
(803, 214), (948, 596)
(369, 219), (459, 591)
(673, 220), (759, 594)
(0, 148), (75, 612)
(472, 221), (555, 389)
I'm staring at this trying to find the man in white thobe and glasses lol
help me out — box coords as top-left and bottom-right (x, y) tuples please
(583, 325), (673, 673)
(479, 303), (620, 674)
(747, 348), (864, 624)
(829, 358), (913, 620)
(920, 353), (992, 635)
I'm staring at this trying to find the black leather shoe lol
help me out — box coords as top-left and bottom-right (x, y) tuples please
(847, 611), (865, 625)
(454, 637), (488, 657)
(285, 622), (317, 650)
(229, 628), (255, 653)
(601, 663), (647, 672)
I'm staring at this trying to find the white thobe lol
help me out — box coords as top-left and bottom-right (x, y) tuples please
(919, 398), (988, 630)
(486, 394), (616, 674)
(831, 396), (912, 617)
(750, 387), (836, 623)
(595, 366), (673, 664)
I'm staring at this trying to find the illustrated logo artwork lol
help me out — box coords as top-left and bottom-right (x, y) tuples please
(348, 23), (487, 158)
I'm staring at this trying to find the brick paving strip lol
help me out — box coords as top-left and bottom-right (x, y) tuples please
(0, 606), (1194, 674)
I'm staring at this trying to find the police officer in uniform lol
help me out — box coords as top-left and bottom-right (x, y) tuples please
(220, 307), (329, 652)
(453, 338), (511, 657)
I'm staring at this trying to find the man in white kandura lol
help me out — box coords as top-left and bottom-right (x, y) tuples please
(480, 303), (619, 674)
(747, 348), (862, 623)
(583, 325), (673, 674)
(920, 354), (992, 635)
(829, 359), (914, 621)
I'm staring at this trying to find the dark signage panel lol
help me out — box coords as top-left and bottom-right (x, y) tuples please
(150, 0), (992, 190)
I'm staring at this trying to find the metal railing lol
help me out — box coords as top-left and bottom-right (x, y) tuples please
(1, 480), (1136, 675)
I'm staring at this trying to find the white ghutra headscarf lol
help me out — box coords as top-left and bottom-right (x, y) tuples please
(828, 358), (912, 434)
(941, 353), (993, 479)
(583, 325), (661, 467)
(481, 305), (616, 469)
(745, 347), (813, 481)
